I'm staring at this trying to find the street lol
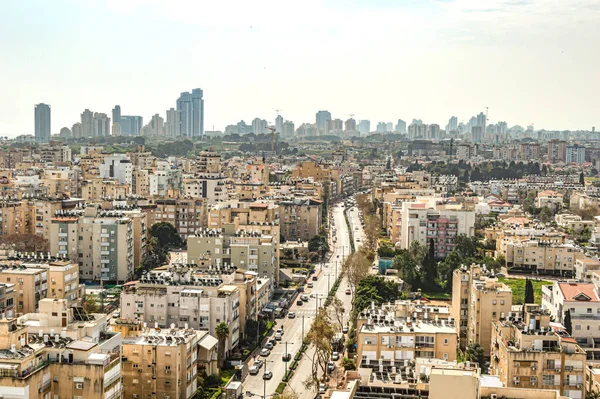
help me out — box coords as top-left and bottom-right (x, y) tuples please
(242, 203), (361, 398)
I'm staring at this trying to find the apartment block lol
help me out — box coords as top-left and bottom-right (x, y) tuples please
(501, 240), (582, 276)
(120, 264), (242, 353)
(50, 206), (134, 283)
(542, 281), (600, 361)
(548, 140), (567, 163)
(183, 175), (228, 204)
(0, 282), (16, 319)
(187, 228), (278, 288)
(451, 264), (513, 352)
(536, 190), (564, 211)
(0, 265), (47, 315)
(81, 178), (130, 201)
(356, 301), (458, 367)
(398, 202), (475, 258)
(0, 317), (122, 399)
(279, 197), (322, 242)
(153, 198), (207, 240)
(491, 304), (586, 399)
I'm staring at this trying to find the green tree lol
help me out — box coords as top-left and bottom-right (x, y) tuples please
(454, 234), (478, 258)
(564, 310), (573, 335)
(409, 241), (427, 266)
(215, 322), (230, 369)
(524, 279), (534, 304)
(586, 390), (600, 399)
(149, 222), (183, 248)
(422, 238), (437, 286)
(538, 207), (553, 223)
(393, 250), (419, 290)
(580, 172), (585, 185)
(465, 343), (486, 370)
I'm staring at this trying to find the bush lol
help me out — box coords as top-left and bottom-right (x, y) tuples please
(342, 358), (356, 370)
(205, 374), (221, 388)
(276, 383), (286, 394)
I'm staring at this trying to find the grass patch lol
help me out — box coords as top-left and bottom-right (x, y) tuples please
(498, 277), (552, 305)
(422, 292), (451, 300)
(276, 383), (286, 394)
(220, 369), (236, 385)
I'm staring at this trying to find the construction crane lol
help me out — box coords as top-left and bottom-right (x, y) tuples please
(267, 126), (276, 152)
(275, 109), (283, 116)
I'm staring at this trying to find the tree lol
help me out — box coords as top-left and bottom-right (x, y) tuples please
(363, 215), (381, 253)
(149, 222), (183, 248)
(454, 234), (478, 258)
(538, 207), (553, 223)
(330, 297), (346, 332)
(586, 391), (600, 399)
(524, 279), (534, 304)
(343, 251), (371, 297)
(422, 238), (438, 286)
(303, 308), (336, 391)
(0, 234), (49, 252)
(580, 172), (585, 185)
(215, 322), (230, 369)
(409, 241), (427, 266)
(465, 343), (486, 370)
(393, 249), (419, 290)
(564, 310), (573, 335)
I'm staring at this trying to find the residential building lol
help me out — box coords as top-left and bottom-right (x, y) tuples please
(153, 198), (207, 239)
(456, 144), (478, 160)
(542, 281), (600, 361)
(93, 112), (111, 137)
(358, 120), (370, 135)
(548, 140), (567, 163)
(166, 107), (181, 137)
(316, 110), (332, 132)
(356, 301), (458, 366)
(120, 115), (143, 136)
(566, 145), (586, 165)
(279, 197), (322, 242)
(0, 282), (16, 319)
(536, 190), (564, 211)
(282, 120), (295, 137)
(99, 154), (133, 185)
(518, 143), (541, 160)
(555, 214), (594, 233)
(34, 103), (51, 143)
(275, 114), (283, 134)
(501, 240), (582, 276)
(396, 119), (407, 134)
(490, 304), (587, 399)
(452, 264), (513, 352)
(0, 264), (47, 315)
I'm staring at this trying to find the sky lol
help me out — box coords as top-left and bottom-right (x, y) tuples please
(1, 0), (599, 136)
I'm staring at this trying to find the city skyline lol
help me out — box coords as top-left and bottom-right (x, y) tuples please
(1, 0), (599, 135)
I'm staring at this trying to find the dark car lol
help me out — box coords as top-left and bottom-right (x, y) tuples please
(312, 276), (318, 281)
(297, 300), (303, 306)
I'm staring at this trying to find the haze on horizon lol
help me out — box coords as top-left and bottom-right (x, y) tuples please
(1, 0), (599, 136)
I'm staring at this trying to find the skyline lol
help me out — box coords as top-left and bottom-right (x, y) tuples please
(2, 0), (599, 136)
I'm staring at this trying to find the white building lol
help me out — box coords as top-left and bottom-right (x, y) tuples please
(566, 145), (586, 165)
(99, 154), (133, 185)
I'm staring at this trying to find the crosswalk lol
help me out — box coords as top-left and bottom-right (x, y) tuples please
(291, 310), (317, 317)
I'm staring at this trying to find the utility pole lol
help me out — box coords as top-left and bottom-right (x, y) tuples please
(284, 341), (294, 378)
(302, 315), (305, 339)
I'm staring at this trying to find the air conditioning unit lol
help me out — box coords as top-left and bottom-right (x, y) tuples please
(165, 370), (171, 374)
(577, 384), (583, 389)
(532, 365), (537, 370)
(490, 394), (498, 399)
(75, 383), (83, 390)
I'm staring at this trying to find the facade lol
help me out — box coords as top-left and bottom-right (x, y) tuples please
(356, 301), (458, 366)
(153, 198), (206, 239)
(491, 304), (587, 399)
(535, 190), (563, 211)
(99, 154), (133, 185)
(34, 103), (51, 143)
(548, 140), (567, 163)
(566, 145), (586, 165)
(279, 198), (322, 242)
(177, 89), (204, 137)
(0, 265), (47, 315)
(456, 144), (478, 160)
(542, 281), (600, 361)
(316, 110), (332, 132)
(501, 240), (582, 276)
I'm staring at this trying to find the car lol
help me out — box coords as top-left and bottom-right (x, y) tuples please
(331, 352), (339, 361)
(312, 276), (318, 281)
(276, 328), (283, 335)
(328, 361), (335, 373)
(260, 348), (271, 357)
(249, 364), (261, 375)
(307, 282), (313, 288)
(310, 293), (316, 298)
(265, 342), (274, 349)
(268, 338), (276, 346)
(319, 383), (326, 394)
(288, 311), (296, 319)
(345, 289), (351, 295)
(297, 300), (304, 306)
(282, 353), (292, 362)
(263, 371), (273, 380)
(301, 295), (309, 301)
(274, 332), (282, 341)
(112, 312), (120, 319)
(342, 326), (349, 333)
(356, 238), (361, 242)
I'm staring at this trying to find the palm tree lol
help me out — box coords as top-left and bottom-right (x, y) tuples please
(215, 322), (230, 369)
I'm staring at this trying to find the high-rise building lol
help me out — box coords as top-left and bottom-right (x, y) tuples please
(275, 114), (283, 133)
(112, 122), (121, 136)
(120, 115), (143, 136)
(191, 88), (204, 137)
(111, 105), (121, 135)
(566, 144), (586, 164)
(476, 112), (486, 131)
(166, 108), (181, 137)
(447, 116), (458, 132)
(252, 118), (267, 134)
(329, 118), (343, 131)
(92, 113), (111, 137)
(358, 120), (370, 135)
(177, 89), (204, 138)
(548, 139), (567, 162)
(315, 110), (332, 131)
(71, 122), (82, 138)
(471, 126), (483, 143)
(376, 122), (387, 133)
(395, 119), (406, 134)
(81, 109), (94, 138)
(386, 122), (394, 132)
(34, 103), (51, 143)
(282, 120), (295, 137)
(427, 124), (441, 139)
(150, 113), (165, 136)
(59, 127), (71, 137)
(408, 122), (426, 139)
(345, 118), (356, 132)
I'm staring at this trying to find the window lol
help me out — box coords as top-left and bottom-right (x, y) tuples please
(500, 300), (505, 305)
(444, 338), (448, 345)
(492, 300), (497, 305)
(443, 353), (448, 360)
(542, 374), (555, 386)
(575, 325), (581, 330)
(492, 312), (497, 318)
(588, 308), (593, 313)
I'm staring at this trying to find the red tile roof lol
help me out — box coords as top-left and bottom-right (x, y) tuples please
(558, 282), (600, 302)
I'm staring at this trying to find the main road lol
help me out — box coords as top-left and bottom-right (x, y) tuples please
(242, 202), (360, 399)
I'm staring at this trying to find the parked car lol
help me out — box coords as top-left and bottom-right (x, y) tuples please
(328, 361), (335, 373)
(249, 364), (261, 375)
(297, 300), (304, 306)
(265, 342), (274, 350)
(319, 384), (326, 394)
(263, 371), (273, 380)
(282, 353), (292, 362)
(345, 289), (351, 295)
(307, 282), (313, 288)
(276, 328), (283, 335)
(331, 352), (339, 361)
(312, 276), (318, 281)
(301, 295), (309, 301)
(342, 326), (349, 333)
(260, 348), (271, 357)
(288, 311), (296, 319)
(274, 332), (282, 341)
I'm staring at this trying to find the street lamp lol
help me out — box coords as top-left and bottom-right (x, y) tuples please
(246, 360), (274, 399)
(283, 341), (295, 378)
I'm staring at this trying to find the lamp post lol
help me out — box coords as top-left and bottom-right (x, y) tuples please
(283, 341), (295, 378)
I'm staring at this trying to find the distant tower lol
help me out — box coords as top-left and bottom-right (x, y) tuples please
(34, 103), (51, 143)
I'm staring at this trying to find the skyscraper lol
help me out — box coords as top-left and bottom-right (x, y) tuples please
(92, 113), (111, 137)
(191, 88), (204, 137)
(476, 112), (486, 131)
(252, 118), (267, 134)
(345, 118), (356, 132)
(315, 110), (332, 131)
(34, 103), (51, 143)
(376, 122), (387, 133)
(386, 122), (394, 132)
(275, 115), (283, 134)
(447, 116), (458, 132)
(71, 122), (82, 138)
(120, 115), (143, 136)
(81, 109), (94, 138)
(166, 108), (181, 137)
(112, 105), (121, 136)
(177, 89), (204, 138)
(395, 119), (406, 134)
(282, 121), (295, 137)
(358, 120), (370, 135)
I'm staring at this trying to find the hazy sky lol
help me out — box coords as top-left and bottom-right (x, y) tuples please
(1, 0), (599, 136)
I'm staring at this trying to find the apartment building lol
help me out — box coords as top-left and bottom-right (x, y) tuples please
(456, 144), (478, 160)
(183, 175), (228, 204)
(187, 228), (278, 288)
(50, 206), (134, 283)
(398, 202), (475, 258)
(491, 304), (587, 399)
(554, 213), (594, 233)
(536, 190), (564, 211)
(451, 264), (513, 352)
(291, 161), (331, 182)
(0, 265), (47, 315)
(501, 240), (582, 276)
(81, 178), (130, 201)
(0, 317), (122, 399)
(548, 139), (567, 163)
(278, 197), (322, 242)
(518, 143), (541, 161)
(0, 282), (16, 319)
(356, 301), (458, 367)
(542, 281), (600, 361)
(120, 264), (241, 353)
(149, 168), (182, 197)
(132, 168), (150, 196)
(153, 198), (207, 240)
(120, 328), (205, 399)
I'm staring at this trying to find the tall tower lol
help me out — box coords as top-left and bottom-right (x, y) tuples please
(112, 105), (121, 136)
(177, 92), (193, 137)
(275, 115), (284, 134)
(191, 88), (204, 137)
(81, 109), (94, 138)
(34, 103), (51, 143)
